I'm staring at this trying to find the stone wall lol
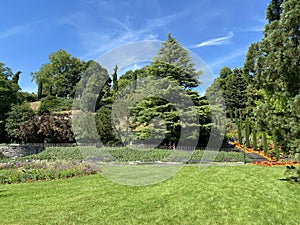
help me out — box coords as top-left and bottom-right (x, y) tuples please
(0, 144), (45, 158)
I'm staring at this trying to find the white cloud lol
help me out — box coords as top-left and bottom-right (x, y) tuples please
(0, 21), (42, 39)
(208, 47), (247, 72)
(97, 40), (161, 74)
(79, 13), (181, 60)
(237, 25), (264, 33)
(192, 32), (234, 48)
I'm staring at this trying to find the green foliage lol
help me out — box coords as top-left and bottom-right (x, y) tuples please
(266, 0), (283, 22)
(32, 49), (88, 98)
(12, 71), (21, 85)
(206, 66), (249, 117)
(0, 63), (19, 142)
(20, 92), (38, 102)
(240, 0), (300, 156)
(22, 146), (252, 163)
(75, 61), (110, 112)
(108, 148), (171, 162)
(151, 33), (202, 89)
(252, 124), (258, 150)
(112, 65), (118, 93)
(95, 107), (119, 145)
(37, 80), (43, 99)
(273, 132), (280, 160)
(226, 68), (248, 112)
(24, 147), (83, 160)
(263, 131), (268, 155)
(188, 150), (252, 163)
(236, 113), (242, 144)
(113, 34), (210, 147)
(245, 116), (250, 148)
(72, 111), (99, 144)
(38, 96), (73, 114)
(5, 103), (35, 142)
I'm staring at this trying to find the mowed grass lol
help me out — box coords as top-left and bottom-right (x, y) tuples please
(0, 165), (300, 224)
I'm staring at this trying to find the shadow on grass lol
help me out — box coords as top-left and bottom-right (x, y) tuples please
(0, 189), (13, 198)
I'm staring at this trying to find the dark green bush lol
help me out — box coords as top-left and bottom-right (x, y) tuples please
(38, 96), (73, 114)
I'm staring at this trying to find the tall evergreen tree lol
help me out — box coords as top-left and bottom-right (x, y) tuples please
(226, 68), (248, 113)
(114, 34), (211, 147)
(12, 71), (21, 85)
(245, 116), (250, 148)
(112, 65), (118, 93)
(244, 0), (300, 155)
(37, 80), (43, 100)
(252, 123), (258, 150)
(266, 0), (283, 22)
(150, 33), (202, 89)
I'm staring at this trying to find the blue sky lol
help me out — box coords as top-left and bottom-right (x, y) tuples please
(0, 0), (270, 93)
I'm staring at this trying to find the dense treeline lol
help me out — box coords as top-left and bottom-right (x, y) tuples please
(1, 34), (213, 147)
(1, 0), (298, 157)
(206, 0), (299, 157)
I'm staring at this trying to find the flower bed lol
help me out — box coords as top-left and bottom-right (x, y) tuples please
(0, 160), (97, 184)
(231, 142), (299, 166)
(252, 161), (299, 167)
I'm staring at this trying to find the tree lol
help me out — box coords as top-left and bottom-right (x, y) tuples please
(0, 63), (19, 142)
(206, 66), (249, 118)
(95, 107), (119, 144)
(242, 0), (300, 155)
(5, 103), (35, 143)
(266, 0), (283, 22)
(19, 113), (75, 143)
(236, 113), (242, 145)
(32, 49), (88, 98)
(112, 34), (213, 147)
(150, 33), (202, 89)
(75, 61), (110, 112)
(252, 123), (258, 150)
(37, 80), (43, 100)
(12, 71), (21, 85)
(273, 131), (280, 160)
(245, 116), (250, 148)
(226, 68), (248, 113)
(263, 131), (268, 155)
(112, 65), (118, 93)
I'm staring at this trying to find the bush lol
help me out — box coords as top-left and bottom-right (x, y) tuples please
(38, 96), (73, 114)
(108, 148), (171, 162)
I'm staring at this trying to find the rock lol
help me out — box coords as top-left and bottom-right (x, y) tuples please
(0, 145), (45, 158)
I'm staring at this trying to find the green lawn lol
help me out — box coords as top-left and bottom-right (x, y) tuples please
(0, 165), (299, 224)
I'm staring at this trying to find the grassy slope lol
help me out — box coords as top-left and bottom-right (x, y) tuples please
(0, 165), (300, 224)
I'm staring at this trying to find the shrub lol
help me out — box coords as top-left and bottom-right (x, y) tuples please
(38, 96), (73, 114)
